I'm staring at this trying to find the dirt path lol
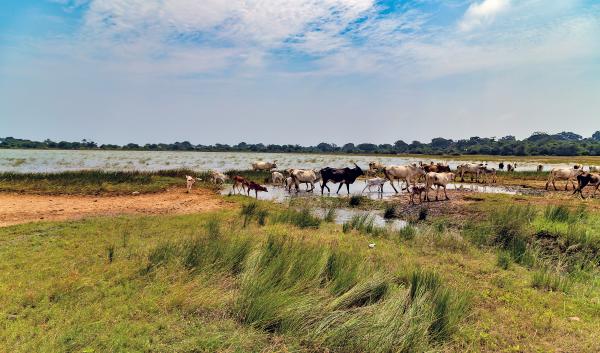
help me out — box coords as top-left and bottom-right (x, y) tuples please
(0, 188), (231, 227)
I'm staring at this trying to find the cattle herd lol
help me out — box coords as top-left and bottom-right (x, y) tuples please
(186, 160), (600, 200)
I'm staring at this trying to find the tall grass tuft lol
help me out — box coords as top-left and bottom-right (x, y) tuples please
(496, 251), (512, 270)
(489, 205), (535, 265)
(531, 269), (572, 293)
(272, 208), (321, 229)
(241, 202), (258, 227)
(398, 224), (417, 240)
(349, 195), (364, 207)
(543, 205), (571, 223)
(323, 207), (336, 223)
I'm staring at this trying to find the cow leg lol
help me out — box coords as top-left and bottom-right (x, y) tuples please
(388, 177), (399, 193)
(336, 183), (344, 194)
(552, 179), (557, 191)
(435, 186), (439, 201)
(346, 183), (350, 194)
(362, 184), (369, 193)
(444, 186), (449, 200)
(565, 180), (569, 191)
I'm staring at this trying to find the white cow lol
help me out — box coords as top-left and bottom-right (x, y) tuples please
(589, 166), (599, 172)
(545, 168), (584, 191)
(456, 163), (484, 182)
(289, 169), (321, 192)
(251, 161), (277, 171)
(425, 172), (455, 201)
(271, 171), (285, 186)
(185, 175), (197, 193)
(383, 165), (426, 193)
(362, 177), (387, 193)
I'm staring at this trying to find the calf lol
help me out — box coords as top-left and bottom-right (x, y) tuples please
(409, 185), (427, 204)
(209, 170), (227, 184)
(271, 171), (285, 186)
(573, 173), (600, 198)
(425, 172), (455, 201)
(362, 177), (387, 194)
(186, 175), (197, 193)
(246, 181), (268, 198)
(232, 175), (248, 194)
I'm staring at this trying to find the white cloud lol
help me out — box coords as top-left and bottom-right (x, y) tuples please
(459, 0), (511, 31)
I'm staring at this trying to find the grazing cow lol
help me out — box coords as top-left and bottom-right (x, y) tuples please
(209, 170), (227, 184)
(506, 163), (515, 172)
(383, 165), (426, 193)
(362, 177), (387, 194)
(271, 171), (285, 186)
(537, 164), (544, 172)
(456, 163), (484, 182)
(499, 162), (505, 170)
(251, 161), (277, 171)
(232, 175), (248, 194)
(425, 172), (455, 201)
(545, 168), (584, 191)
(573, 173), (600, 198)
(409, 185), (427, 204)
(185, 175), (197, 193)
(289, 169), (321, 192)
(246, 181), (268, 198)
(480, 167), (497, 184)
(320, 164), (364, 194)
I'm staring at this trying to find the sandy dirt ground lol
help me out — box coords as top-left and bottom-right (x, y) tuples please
(0, 188), (231, 227)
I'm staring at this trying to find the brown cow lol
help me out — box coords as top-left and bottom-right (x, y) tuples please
(246, 181), (268, 198)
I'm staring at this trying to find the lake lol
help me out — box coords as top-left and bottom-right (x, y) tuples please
(0, 149), (575, 173)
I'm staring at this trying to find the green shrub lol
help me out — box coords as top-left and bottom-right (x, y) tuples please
(496, 251), (512, 270)
(349, 195), (365, 207)
(272, 208), (321, 229)
(241, 202), (258, 227)
(531, 269), (572, 293)
(544, 205), (571, 223)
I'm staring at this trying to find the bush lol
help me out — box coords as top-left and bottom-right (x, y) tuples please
(383, 204), (398, 219)
(349, 195), (365, 207)
(418, 207), (428, 221)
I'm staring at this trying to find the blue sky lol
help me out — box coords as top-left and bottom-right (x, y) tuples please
(1, 0), (599, 145)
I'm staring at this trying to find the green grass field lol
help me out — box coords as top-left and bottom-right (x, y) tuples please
(1, 195), (599, 352)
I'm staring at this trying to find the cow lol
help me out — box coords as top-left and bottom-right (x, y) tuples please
(185, 175), (197, 193)
(537, 164), (544, 172)
(367, 161), (386, 176)
(383, 165), (425, 193)
(289, 169), (321, 192)
(409, 184), (427, 204)
(507, 163), (516, 172)
(362, 177), (387, 194)
(232, 175), (248, 194)
(246, 181), (268, 198)
(545, 168), (584, 191)
(573, 173), (600, 198)
(271, 171), (285, 186)
(320, 164), (364, 194)
(498, 162), (505, 170)
(480, 167), (497, 184)
(456, 163), (484, 182)
(589, 166), (599, 172)
(209, 170), (227, 184)
(251, 161), (277, 171)
(422, 162), (451, 173)
(425, 172), (455, 201)
(573, 164), (583, 170)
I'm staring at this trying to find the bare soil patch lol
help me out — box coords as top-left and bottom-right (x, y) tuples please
(0, 187), (230, 227)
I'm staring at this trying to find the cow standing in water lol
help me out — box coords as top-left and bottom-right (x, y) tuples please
(320, 164), (364, 194)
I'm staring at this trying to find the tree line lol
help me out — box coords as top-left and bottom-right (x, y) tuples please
(2, 131), (600, 156)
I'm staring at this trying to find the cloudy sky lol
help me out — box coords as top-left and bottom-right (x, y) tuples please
(1, 0), (599, 145)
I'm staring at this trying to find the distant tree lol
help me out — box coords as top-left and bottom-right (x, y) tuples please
(431, 137), (453, 149)
(316, 142), (336, 152)
(554, 131), (582, 141)
(592, 131), (600, 141)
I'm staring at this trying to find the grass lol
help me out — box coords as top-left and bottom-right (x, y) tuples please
(0, 169), (215, 195)
(1, 189), (600, 351)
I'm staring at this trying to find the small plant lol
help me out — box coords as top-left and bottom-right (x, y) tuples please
(418, 206), (428, 221)
(257, 209), (269, 226)
(323, 207), (336, 223)
(241, 202), (258, 227)
(205, 217), (221, 238)
(496, 251), (512, 270)
(107, 244), (115, 263)
(383, 204), (398, 219)
(342, 222), (351, 233)
(273, 208), (321, 229)
(349, 195), (364, 207)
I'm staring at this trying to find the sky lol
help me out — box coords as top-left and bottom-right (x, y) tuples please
(1, 0), (599, 146)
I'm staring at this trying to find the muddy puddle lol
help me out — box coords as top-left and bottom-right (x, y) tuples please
(220, 180), (536, 202)
(314, 208), (408, 230)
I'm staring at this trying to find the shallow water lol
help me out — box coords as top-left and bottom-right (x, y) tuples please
(317, 208), (408, 231)
(0, 149), (576, 173)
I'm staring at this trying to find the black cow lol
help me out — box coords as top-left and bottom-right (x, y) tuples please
(573, 173), (600, 198)
(320, 164), (364, 194)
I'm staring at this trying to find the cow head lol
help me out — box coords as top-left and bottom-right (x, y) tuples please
(353, 163), (364, 175)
